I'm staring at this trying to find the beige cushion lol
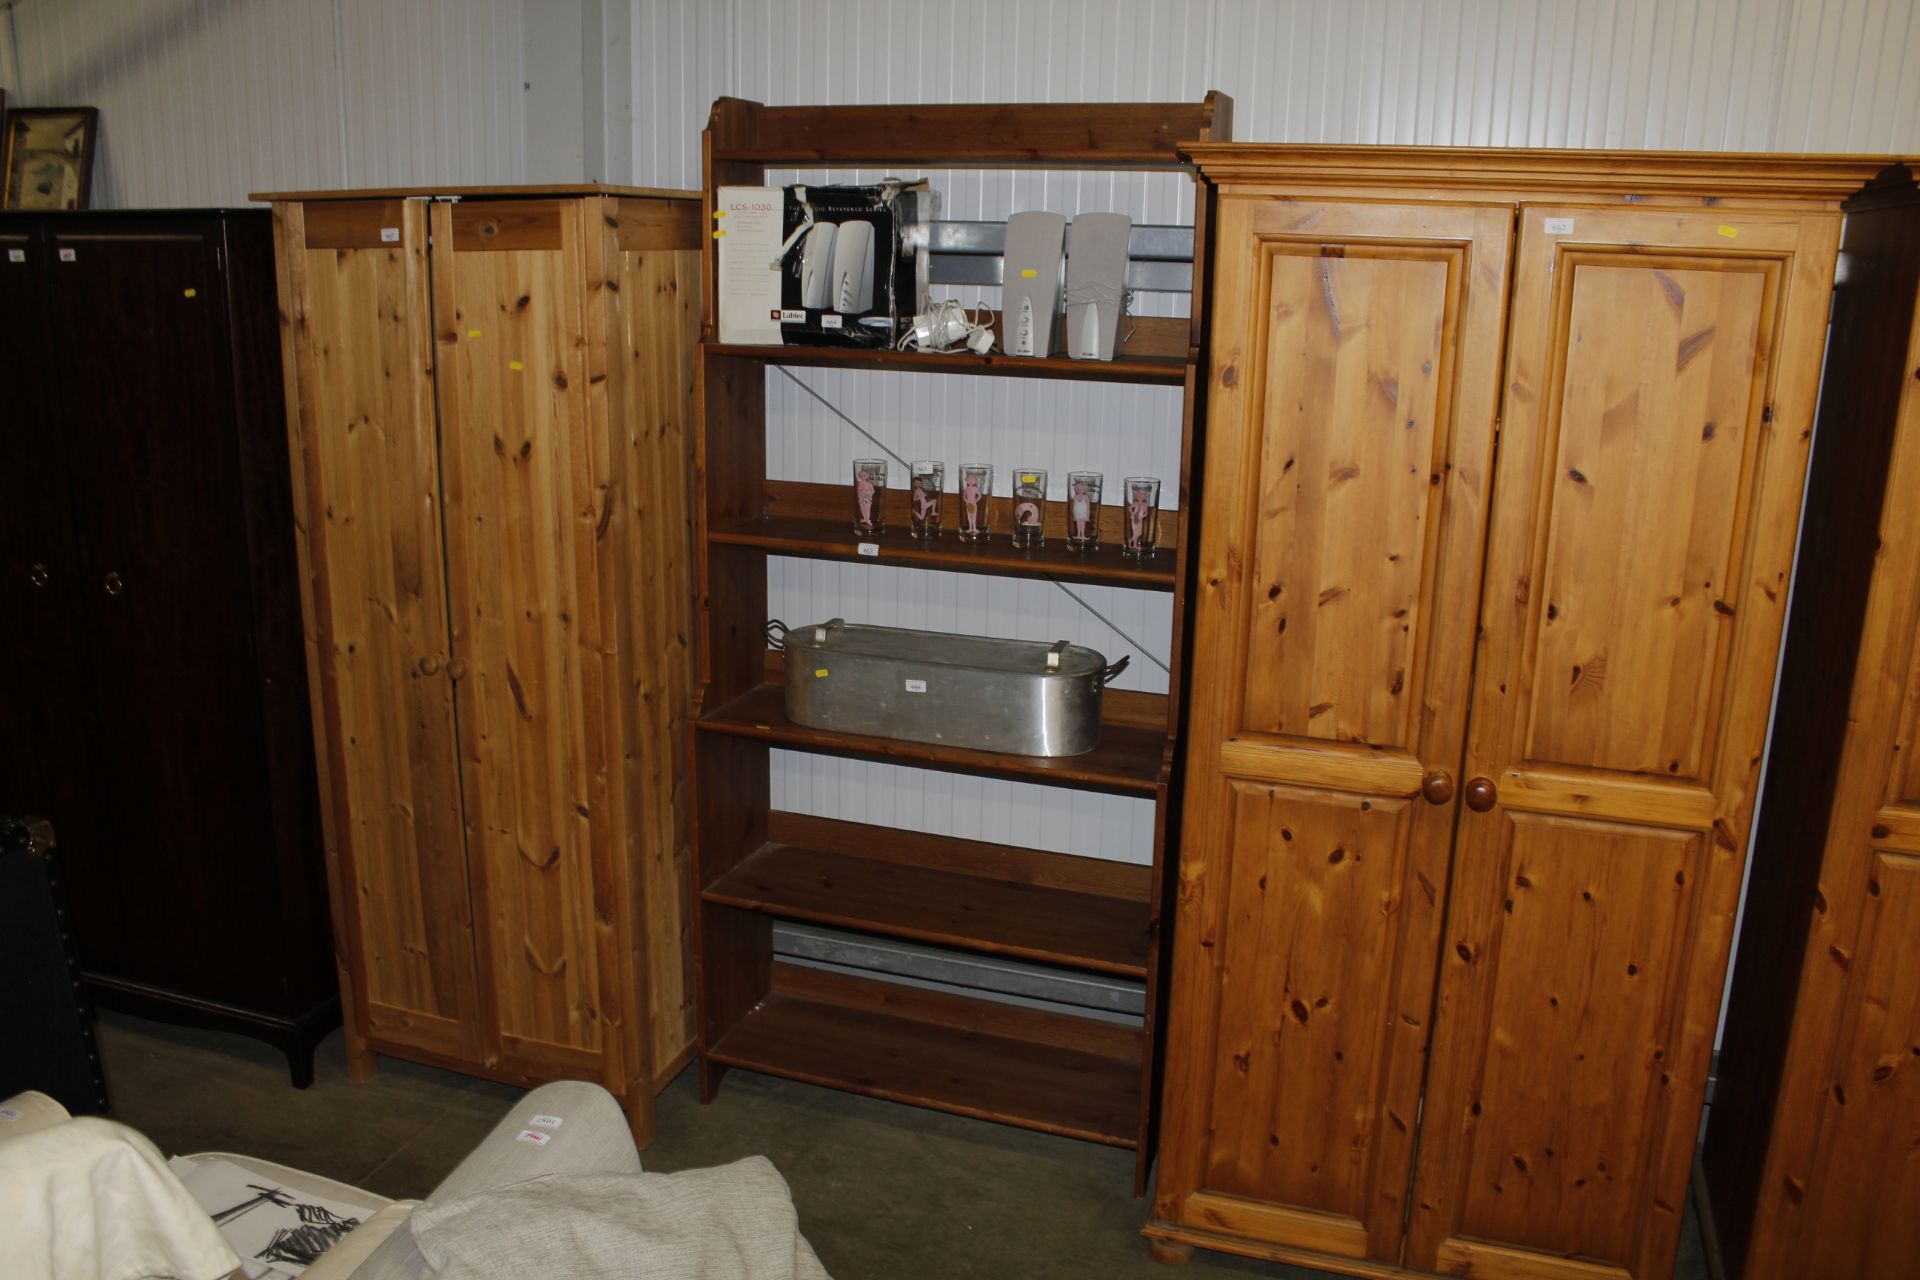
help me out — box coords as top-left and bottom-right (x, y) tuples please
(0, 1090), (75, 1139)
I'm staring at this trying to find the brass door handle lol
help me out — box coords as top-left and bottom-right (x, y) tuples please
(418, 654), (443, 676)
(103, 570), (124, 596)
(1464, 776), (1498, 812)
(29, 562), (49, 587)
(1421, 770), (1455, 805)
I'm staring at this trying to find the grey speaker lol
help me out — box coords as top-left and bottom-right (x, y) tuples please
(1065, 213), (1132, 361)
(1002, 211), (1067, 357)
(830, 219), (875, 314)
(798, 222), (839, 310)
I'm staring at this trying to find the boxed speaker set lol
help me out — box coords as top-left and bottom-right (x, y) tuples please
(776, 180), (937, 348)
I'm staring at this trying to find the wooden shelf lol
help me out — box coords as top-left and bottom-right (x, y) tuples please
(711, 512), (1177, 590)
(704, 338), (1189, 386)
(709, 963), (1143, 1147)
(706, 97), (1228, 169)
(704, 812), (1152, 977)
(694, 682), (1169, 796)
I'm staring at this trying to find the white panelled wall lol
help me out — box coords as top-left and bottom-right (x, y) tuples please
(5, 0), (1916, 863)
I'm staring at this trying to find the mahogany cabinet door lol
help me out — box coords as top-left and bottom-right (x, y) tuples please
(1743, 309), (1920, 1280)
(1408, 206), (1841, 1280)
(39, 218), (291, 1008)
(1153, 196), (1512, 1264)
(280, 199), (481, 1063)
(0, 224), (89, 839)
(429, 199), (623, 1089)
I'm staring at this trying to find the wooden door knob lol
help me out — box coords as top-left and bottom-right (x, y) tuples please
(1421, 770), (1455, 805)
(445, 658), (469, 681)
(418, 654), (443, 676)
(1464, 776), (1498, 812)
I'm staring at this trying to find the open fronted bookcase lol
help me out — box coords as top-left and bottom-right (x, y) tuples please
(688, 92), (1229, 1191)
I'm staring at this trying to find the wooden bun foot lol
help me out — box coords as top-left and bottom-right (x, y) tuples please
(1146, 1239), (1194, 1265)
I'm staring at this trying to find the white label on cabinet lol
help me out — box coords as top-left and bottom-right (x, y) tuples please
(1544, 217), (1575, 235)
(820, 313), (843, 330)
(514, 1130), (551, 1146)
(6, 249), (22, 263)
(57, 247), (76, 261)
(380, 226), (400, 242)
(857, 542), (879, 557)
(904, 678), (927, 693)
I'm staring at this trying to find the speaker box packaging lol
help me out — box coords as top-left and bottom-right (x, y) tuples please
(778, 181), (937, 348)
(715, 185), (785, 345)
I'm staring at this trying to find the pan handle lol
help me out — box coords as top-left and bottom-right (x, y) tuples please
(1100, 655), (1131, 687)
(765, 619), (789, 650)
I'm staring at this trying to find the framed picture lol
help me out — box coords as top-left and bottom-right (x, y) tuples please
(3, 107), (100, 210)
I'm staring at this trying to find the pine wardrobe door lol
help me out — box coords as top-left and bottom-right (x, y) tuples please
(429, 199), (621, 1088)
(1744, 285), (1920, 1280)
(1408, 206), (1842, 1280)
(1152, 197), (1511, 1264)
(279, 198), (480, 1064)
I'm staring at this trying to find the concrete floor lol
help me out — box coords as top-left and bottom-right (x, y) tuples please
(95, 1010), (1710, 1280)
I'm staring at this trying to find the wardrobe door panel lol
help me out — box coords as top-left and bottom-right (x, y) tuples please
(0, 224), (88, 837)
(42, 221), (286, 1004)
(1155, 198), (1511, 1263)
(1792, 837), (1920, 1277)
(431, 200), (611, 1082)
(1411, 207), (1841, 1280)
(284, 200), (478, 1060)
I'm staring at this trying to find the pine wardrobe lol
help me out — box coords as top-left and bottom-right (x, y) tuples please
(260, 186), (701, 1140)
(1147, 148), (1889, 1278)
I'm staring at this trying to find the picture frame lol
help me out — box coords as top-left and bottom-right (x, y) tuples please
(3, 107), (99, 210)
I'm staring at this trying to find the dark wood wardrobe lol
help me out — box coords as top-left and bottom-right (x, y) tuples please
(0, 210), (334, 1083)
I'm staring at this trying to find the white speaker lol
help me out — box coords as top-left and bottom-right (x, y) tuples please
(1065, 213), (1132, 361)
(830, 220), (875, 314)
(798, 222), (839, 310)
(1002, 211), (1067, 357)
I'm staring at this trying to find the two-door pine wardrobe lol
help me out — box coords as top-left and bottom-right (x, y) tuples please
(1147, 146), (1891, 1280)
(260, 186), (701, 1140)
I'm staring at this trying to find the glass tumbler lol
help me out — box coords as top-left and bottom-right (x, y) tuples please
(957, 464), (992, 542)
(1122, 476), (1161, 558)
(852, 458), (887, 535)
(1011, 468), (1048, 549)
(909, 460), (944, 539)
(1066, 471), (1103, 550)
